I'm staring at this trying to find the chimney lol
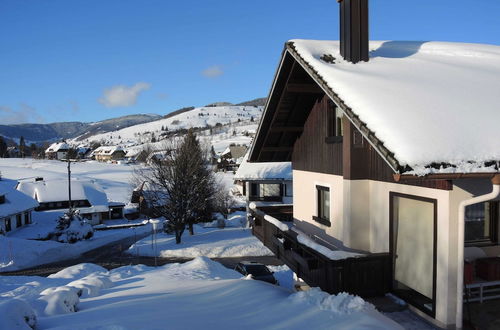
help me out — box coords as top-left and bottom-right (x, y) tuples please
(338, 0), (369, 63)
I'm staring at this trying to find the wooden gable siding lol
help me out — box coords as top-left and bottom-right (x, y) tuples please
(345, 120), (452, 190)
(291, 94), (451, 190)
(292, 95), (343, 175)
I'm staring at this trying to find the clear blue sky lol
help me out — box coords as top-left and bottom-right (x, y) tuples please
(1, 0), (499, 124)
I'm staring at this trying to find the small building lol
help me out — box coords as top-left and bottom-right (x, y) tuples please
(91, 146), (126, 162)
(45, 142), (70, 160)
(0, 177), (39, 235)
(125, 148), (148, 163)
(146, 150), (172, 165)
(17, 178), (109, 225)
(234, 153), (292, 221)
(218, 145), (248, 172)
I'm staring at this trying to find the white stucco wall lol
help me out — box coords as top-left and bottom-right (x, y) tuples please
(292, 169), (497, 327)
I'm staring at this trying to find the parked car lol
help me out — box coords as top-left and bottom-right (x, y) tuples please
(234, 261), (278, 285)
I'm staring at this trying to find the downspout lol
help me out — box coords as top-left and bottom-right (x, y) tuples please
(456, 174), (500, 329)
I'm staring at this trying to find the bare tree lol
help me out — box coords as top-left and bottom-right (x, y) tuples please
(136, 129), (216, 244)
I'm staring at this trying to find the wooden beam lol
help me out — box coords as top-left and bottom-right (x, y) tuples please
(270, 126), (303, 133)
(286, 83), (323, 94)
(262, 146), (293, 152)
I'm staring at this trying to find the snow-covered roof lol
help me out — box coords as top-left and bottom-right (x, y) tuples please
(45, 142), (70, 153)
(0, 178), (39, 217)
(91, 146), (124, 156)
(16, 179), (108, 213)
(288, 40), (500, 175)
(234, 153), (292, 181)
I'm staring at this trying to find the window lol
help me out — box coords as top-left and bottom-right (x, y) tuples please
(285, 182), (293, 197)
(465, 201), (499, 244)
(16, 214), (22, 227)
(24, 212), (30, 225)
(0, 194), (5, 204)
(326, 102), (344, 143)
(5, 218), (11, 232)
(313, 185), (331, 226)
(249, 183), (282, 202)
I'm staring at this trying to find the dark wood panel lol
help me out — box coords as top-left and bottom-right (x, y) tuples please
(347, 123), (452, 190)
(292, 95), (343, 175)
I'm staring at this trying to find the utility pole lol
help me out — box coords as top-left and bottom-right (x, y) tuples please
(67, 158), (72, 212)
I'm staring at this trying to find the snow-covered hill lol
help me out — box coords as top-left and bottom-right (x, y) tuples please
(73, 105), (263, 154)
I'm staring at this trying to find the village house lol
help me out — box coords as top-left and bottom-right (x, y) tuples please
(0, 177), (39, 235)
(124, 148), (148, 163)
(45, 142), (70, 160)
(217, 145), (248, 172)
(234, 153), (292, 221)
(91, 146), (126, 162)
(247, 1), (500, 328)
(16, 178), (115, 225)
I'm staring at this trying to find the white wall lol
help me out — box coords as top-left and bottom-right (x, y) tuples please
(293, 169), (466, 326)
(1, 212), (30, 234)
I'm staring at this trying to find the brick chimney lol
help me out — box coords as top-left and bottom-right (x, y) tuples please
(338, 0), (369, 63)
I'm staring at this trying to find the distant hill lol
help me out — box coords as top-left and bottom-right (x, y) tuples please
(0, 114), (161, 143)
(0, 98), (265, 144)
(236, 98), (266, 107)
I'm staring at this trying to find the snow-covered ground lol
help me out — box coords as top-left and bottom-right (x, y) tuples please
(0, 158), (137, 203)
(128, 213), (272, 259)
(0, 258), (402, 330)
(0, 158), (250, 271)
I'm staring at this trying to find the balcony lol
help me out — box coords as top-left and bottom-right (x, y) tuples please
(250, 207), (392, 298)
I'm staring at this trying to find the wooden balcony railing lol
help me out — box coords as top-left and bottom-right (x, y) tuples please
(250, 207), (392, 298)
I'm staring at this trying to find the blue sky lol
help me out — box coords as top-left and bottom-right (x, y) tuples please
(1, 0), (499, 124)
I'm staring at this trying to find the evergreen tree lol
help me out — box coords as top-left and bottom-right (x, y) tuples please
(19, 136), (26, 158)
(0, 137), (7, 158)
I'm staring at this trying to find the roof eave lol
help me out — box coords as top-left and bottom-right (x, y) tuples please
(285, 41), (402, 174)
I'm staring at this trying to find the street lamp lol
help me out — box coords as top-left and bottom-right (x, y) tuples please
(149, 219), (160, 267)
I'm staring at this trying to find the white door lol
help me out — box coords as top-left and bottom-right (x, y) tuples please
(393, 195), (435, 300)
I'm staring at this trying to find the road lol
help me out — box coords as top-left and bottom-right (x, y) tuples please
(0, 234), (283, 277)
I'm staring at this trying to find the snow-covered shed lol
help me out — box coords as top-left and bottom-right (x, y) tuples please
(248, 4), (500, 327)
(234, 153), (292, 221)
(16, 178), (109, 225)
(218, 145), (248, 171)
(0, 178), (39, 235)
(45, 142), (70, 160)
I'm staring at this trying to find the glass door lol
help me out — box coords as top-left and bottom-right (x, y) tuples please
(391, 193), (437, 317)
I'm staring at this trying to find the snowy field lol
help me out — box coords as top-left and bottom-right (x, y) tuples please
(129, 213), (272, 259)
(0, 159), (257, 272)
(0, 158), (138, 203)
(0, 258), (402, 330)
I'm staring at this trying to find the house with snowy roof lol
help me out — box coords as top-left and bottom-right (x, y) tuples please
(45, 142), (70, 160)
(248, 1), (500, 328)
(91, 146), (126, 162)
(16, 178), (112, 225)
(218, 145), (248, 172)
(0, 177), (39, 235)
(234, 153), (292, 221)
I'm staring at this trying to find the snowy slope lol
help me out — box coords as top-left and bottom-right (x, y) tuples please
(74, 105), (262, 149)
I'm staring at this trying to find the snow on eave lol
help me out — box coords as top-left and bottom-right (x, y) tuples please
(287, 39), (500, 175)
(0, 179), (39, 217)
(234, 153), (292, 181)
(286, 41), (401, 173)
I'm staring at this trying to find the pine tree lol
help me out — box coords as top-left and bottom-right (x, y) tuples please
(19, 136), (26, 158)
(0, 137), (7, 158)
